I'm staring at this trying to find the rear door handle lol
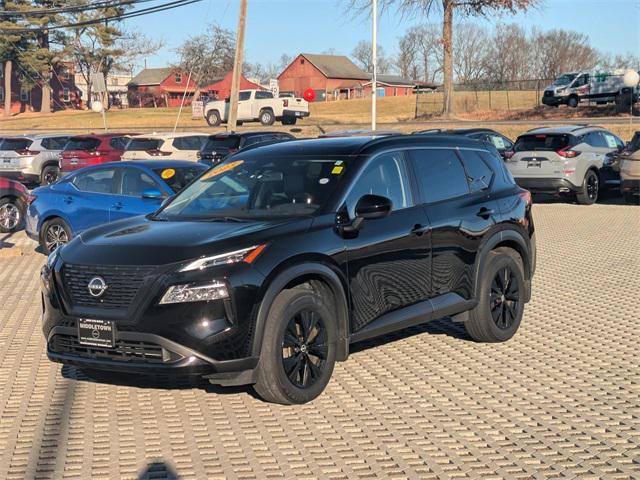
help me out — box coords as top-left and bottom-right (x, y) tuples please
(63, 196), (73, 204)
(111, 202), (123, 210)
(476, 208), (494, 218)
(411, 224), (430, 236)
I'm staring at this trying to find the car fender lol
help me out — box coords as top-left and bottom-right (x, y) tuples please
(472, 228), (532, 302)
(37, 209), (76, 237)
(251, 261), (350, 361)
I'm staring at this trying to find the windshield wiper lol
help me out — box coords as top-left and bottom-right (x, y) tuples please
(206, 216), (248, 223)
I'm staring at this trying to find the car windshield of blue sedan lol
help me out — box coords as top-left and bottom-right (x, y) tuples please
(155, 156), (348, 220)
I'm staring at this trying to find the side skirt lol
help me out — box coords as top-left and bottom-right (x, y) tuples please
(349, 293), (476, 344)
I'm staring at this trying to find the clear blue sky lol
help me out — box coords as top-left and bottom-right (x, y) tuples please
(127, 0), (640, 70)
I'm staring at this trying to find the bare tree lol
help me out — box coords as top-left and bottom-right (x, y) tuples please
(351, 40), (392, 74)
(532, 29), (600, 79)
(395, 32), (419, 78)
(346, 0), (539, 116)
(453, 23), (490, 84)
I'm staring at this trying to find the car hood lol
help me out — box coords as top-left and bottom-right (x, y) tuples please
(60, 215), (312, 266)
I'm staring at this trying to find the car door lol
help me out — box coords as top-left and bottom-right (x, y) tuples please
(67, 167), (119, 232)
(238, 91), (253, 120)
(343, 151), (432, 332)
(110, 166), (165, 222)
(408, 147), (500, 301)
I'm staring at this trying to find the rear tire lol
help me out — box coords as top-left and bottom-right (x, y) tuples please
(259, 109), (275, 126)
(253, 286), (336, 404)
(465, 248), (525, 343)
(576, 170), (599, 205)
(41, 165), (59, 185)
(40, 217), (72, 253)
(0, 197), (24, 233)
(206, 110), (221, 127)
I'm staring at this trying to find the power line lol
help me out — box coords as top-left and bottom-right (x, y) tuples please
(0, 0), (203, 33)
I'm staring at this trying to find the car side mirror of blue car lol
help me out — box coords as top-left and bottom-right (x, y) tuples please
(142, 188), (163, 200)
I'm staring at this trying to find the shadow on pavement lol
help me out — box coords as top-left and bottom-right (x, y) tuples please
(137, 461), (179, 480)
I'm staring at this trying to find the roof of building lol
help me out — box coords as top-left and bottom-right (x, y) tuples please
(297, 54), (369, 80)
(128, 67), (174, 86)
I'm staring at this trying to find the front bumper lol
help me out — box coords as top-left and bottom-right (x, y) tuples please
(41, 257), (265, 385)
(541, 96), (564, 106)
(514, 177), (581, 194)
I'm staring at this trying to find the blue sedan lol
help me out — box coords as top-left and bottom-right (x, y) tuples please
(26, 160), (207, 253)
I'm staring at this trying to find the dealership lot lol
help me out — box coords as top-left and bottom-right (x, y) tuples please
(0, 202), (638, 479)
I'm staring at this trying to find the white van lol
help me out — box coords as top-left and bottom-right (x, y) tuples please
(542, 70), (638, 108)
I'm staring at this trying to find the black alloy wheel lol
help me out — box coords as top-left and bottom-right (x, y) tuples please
(281, 309), (328, 389)
(586, 173), (598, 202)
(490, 267), (520, 330)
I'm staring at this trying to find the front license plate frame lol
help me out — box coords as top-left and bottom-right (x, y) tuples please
(77, 318), (115, 348)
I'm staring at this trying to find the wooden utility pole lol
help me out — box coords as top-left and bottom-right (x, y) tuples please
(228, 0), (248, 131)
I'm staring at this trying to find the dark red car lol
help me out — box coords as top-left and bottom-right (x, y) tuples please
(60, 133), (135, 175)
(0, 177), (28, 233)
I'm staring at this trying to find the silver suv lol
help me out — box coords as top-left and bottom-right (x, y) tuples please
(506, 126), (624, 204)
(0, 133), (70, 185)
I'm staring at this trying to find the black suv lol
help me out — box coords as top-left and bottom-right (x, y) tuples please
(198, 131), (295, 166)
(41, 135), (536, 404)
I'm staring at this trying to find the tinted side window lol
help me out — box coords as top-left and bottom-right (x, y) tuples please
(173, 136), (206, 150)
(345, 152), (412, 217)
(488, 134), (512, 151)
(119, 168), (159, 196)
(238, 91), (251, 101)
(585, 132), (608, 148)
(243, 135), (267, 147)
(458, 150), (494, 192)
(109, 137), (129, 150)
(42, 137), (69, 150)
(73, 169), (116, 194)
(254, 91), (273, 99)
(478, 150), (516, 186)
(409, 149), (469, 203)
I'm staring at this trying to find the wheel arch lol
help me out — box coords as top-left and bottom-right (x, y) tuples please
(251, 260), (350, 362)
(39, 213), (74, 239)
(473, 229), (533, 302)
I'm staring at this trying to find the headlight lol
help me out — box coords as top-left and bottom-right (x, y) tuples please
(159, 281), (229, 305)
(179, 244), (266, 272)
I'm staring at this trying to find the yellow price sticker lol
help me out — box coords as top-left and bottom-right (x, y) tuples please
(161, 168), (176, 180)
(331, 166), (344, 175)
(202, 160), (244, 180)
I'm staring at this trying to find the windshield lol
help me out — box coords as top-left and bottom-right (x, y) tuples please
(154, 165), (207, 192)
(553, 74), (577, 86)
(155, 155), (349, 220)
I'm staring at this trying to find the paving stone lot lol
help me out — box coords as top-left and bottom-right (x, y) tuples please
(0, 202), (638, 479)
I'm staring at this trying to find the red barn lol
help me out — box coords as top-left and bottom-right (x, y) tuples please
(0, 61), (81, 114)
(127, 67), (197, 107)
(202, 71), (264, 100)
(277, 53), (370, 100)
(362, 75), (420, 97)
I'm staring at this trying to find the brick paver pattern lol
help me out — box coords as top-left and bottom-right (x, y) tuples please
(0, 203), (638, 479)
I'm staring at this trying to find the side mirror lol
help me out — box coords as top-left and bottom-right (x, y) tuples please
(502, 150), (515, 160)
(355, 194), (393, 220)
(141, 188), (163, 200)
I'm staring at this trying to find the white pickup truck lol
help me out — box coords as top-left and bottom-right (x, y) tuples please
(204, 89), (310, 127)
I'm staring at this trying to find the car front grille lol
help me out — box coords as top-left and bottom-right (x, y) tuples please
(50, 334), (182, 364)
(62, 263), (157, 310)
(544, 91), (553, 97)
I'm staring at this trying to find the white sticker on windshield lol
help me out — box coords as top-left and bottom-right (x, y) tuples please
(604, 134), (617, 149)
(492, 136), (506, 150)
(319, 178), (329, 185)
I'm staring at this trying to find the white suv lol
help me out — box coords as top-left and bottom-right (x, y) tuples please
(0, 134), (72, 185)
(121, 132), (209, 162)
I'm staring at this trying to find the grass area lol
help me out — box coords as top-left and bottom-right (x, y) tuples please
(0, 94), (636, 141)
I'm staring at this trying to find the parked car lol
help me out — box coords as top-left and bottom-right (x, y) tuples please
(204, 89), (309, 127)
(26, 160), (207, 253)
(542, 70), (640, 108)
(0, 135), (36, 181)
(41, 135), (536, 404)
(197, 131), (295, 166)
(59, 133), (135, 176)
(0, 133), (71, 185)
(619, 131), (640, 204)
(122, 132), (209, 162)
(414, 128), (514, 159)
(0, 177), (28, 233)
(506, 125), (624, 204)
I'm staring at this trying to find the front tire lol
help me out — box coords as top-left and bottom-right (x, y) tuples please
(0, 197), (24, 233)
(41, 165), (59, 185)
(206, 110), (222, 127)
(253, 286), (336, 404)
(567, 96), (579, 108)
(576, 170), (599, 205)
(465, 248), (526, 343)
(40, 217), (72, 253)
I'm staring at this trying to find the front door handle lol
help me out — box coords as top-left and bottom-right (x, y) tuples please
(63, 196), (73, 204)
(111, 202), (123, 210)
(411, 224), (429, 236)
(476, 207), (494, 218)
